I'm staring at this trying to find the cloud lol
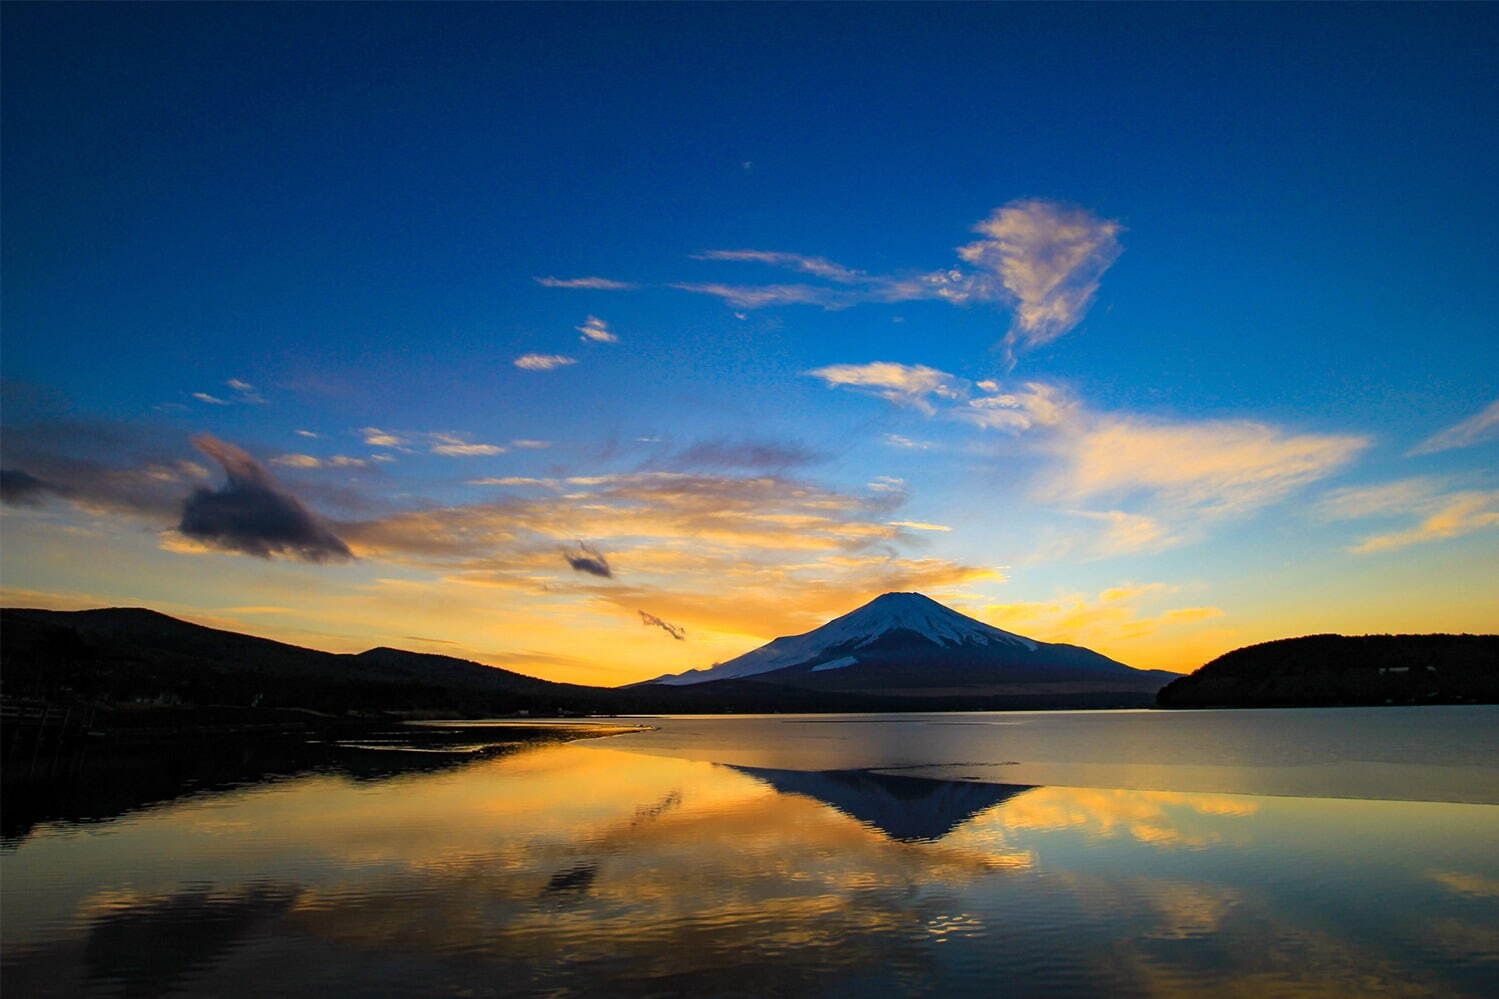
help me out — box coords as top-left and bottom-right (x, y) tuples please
(1350, 492), (1499, 553)
(362, 427), (407, 448)
(882, 434), (932, 450)
(953, 200), (1123, 360)
(576, 316), (619, 343)
(469, 476), (561, 488)
(562, 541), (613, 578)
(806, 362), (960, 413)
(639, 610), (686, 640)
(1321, 478), (1499, 553)
(295, 430), (320, 439)
(1049, 415), (1367, 519)
(1068, 510), (1175, 557)
(431, 443), (506, 456)
(0, 421), (210, 520)
(178, 434), (353, 562)
(534, 276), (637, 290)
(358, 429), (505, 456)
(225, 379), (265, 404)
(978, 584), (1222, 654)
(425, 431), (507, 456)
(669, 200), (1121, 362)
(510, 439), (551, 449)
(1408, 398), (1499, 455)
(0, 468), (66, 506)
(669, 439), (821, 473)
(692, 250), (866, 283)
(814, 366), (1364, 549)
(887, 520), (952, 532)
(668, 282), (847, 310)
(191, 380), (264, 406)
(959, 381), (1078, 432)
(270, 454), (372, 469)
(514, 354), (578, 371)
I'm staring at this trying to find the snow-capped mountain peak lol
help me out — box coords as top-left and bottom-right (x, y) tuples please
(647, 591), (1041, 686)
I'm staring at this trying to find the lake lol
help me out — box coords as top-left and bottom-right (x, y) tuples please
(4, 707), (1498, 996)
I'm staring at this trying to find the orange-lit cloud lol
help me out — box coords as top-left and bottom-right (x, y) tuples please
(1321, 478), (1499, 553)
(970, 584), (1223, 668)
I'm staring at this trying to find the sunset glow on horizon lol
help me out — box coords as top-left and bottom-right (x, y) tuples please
(3, 4), (1496, 686)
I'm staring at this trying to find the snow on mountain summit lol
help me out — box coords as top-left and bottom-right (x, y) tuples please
(649, 591), (1041, 686)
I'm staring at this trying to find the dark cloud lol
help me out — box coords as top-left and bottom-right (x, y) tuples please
(638, 610), (686, 640)
(669, 439), (822, 473)
(562, 541), (612, 578)
(0, 468), (66, 506)
(179, 434), (353, 562)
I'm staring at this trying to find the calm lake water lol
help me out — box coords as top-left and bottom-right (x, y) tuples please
(4, 707), (1498, 997)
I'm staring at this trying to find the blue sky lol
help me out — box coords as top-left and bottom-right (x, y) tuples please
(3, 3), (1496, 682)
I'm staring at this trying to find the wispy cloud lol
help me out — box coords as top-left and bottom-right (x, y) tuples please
(1048, 415), (1367, 519)
(0, 468), (67, 506)
(432, 443), (506, 456)
(814, 364), (1364, 551)
(225, 378), (266, 404)
(576, 316), (619, 343)
(514, 354), (578, 371)
(954, 200), (1123, 362)
(193, 380), (265, 406)
(666, 200), (1122, 362)
(691, 250), (866, 283)
(1407, 398), (1499, 456)
(362, 427), (407, 448)
(534, 276), (637, 290)
(295, 429), (320, 439)
(979, 584), (1222, 656)
(1320, 477), (1499, 553)
(806, 362), (960, 413)
(179, 434), (352, 562)
(270, 454), (372, 469)
(426, 432), (506, 457)
(887, 520), (952, 532)
(667, 282), (846, 310)
(639, 609), (686, 640)
(668, 439), (821, 473)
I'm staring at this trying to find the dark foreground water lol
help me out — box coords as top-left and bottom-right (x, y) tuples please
(4, 707), (1498, 997)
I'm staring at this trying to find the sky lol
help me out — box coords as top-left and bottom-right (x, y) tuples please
(3, 3), (1497, 685)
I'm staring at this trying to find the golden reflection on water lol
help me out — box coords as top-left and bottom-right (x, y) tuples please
(3, 741), (1497, 997)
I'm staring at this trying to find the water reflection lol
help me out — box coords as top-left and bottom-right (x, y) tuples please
(3, 739), (1497, 997)
(727, 766), (1033, 841)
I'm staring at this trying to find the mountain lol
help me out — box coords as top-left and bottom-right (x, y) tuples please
(0, 607), (618, 716)
(642, 592), (1177, 698)
(1157, 633), (1499, 708)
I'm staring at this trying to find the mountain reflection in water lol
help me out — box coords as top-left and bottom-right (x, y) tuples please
(3, 737), (1497, 997)
(727, 766), (1033, 841)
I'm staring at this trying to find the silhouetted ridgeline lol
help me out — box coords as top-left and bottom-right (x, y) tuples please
(1, 608), (1163, 736)
(1156, 634), (1499, 708)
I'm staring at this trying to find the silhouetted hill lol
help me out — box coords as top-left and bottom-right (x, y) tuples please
(0, 607), (617, 716)
(1156, 633), (1499, 708)
(0, 606), (1179, 723)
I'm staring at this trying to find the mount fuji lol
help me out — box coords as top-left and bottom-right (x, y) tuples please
(642, 592), (1178, 697)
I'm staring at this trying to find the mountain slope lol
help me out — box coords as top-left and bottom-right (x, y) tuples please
(644, 592), (1177, 695)
(0, 607), (615, 713)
